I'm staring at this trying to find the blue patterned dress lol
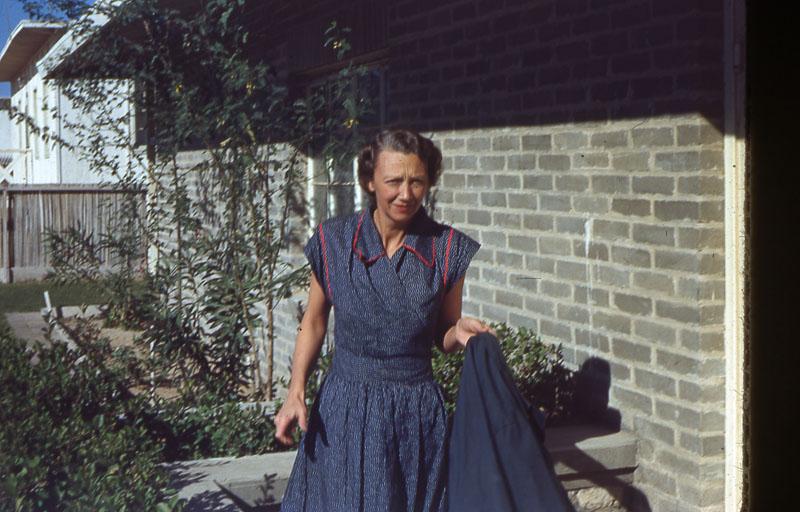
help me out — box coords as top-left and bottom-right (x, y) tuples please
(280, 205), (481, 512)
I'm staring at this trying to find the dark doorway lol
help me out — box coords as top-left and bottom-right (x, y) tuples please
(746, 2), (800, 510)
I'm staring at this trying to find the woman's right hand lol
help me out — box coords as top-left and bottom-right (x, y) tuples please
(274, 395), (308, 446)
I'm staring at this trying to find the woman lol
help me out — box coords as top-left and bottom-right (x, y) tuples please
(276, 129), (493, 511)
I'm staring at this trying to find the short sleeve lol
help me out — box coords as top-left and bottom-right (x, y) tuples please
(444, 229), (481, 294)
(303, 224), (330, 299)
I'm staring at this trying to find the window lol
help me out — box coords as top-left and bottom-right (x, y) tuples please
(307, 155), (361, 229)
(305, 66), (386, 230)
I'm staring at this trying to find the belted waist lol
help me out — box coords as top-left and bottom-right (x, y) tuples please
(330, 346), (435, 384)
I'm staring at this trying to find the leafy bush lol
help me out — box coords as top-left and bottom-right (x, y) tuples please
(0, 331), (181, 511)
(432, 322), (576, 425)
(0, 318), (290, 510)
(31, 0), (374, 405)
(44, 219), (148, 332)
(0, 302), (577, 508)
(158, 398), (282, 461)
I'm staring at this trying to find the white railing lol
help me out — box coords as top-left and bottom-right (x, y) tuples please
(0, 148), (32, 184)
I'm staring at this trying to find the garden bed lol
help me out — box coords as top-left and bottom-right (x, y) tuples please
(57, 314), (180, 400)
(52, 308), (270, 402)
(51, 308), (178, 400)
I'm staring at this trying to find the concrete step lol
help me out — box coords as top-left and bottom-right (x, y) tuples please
(165, 424), (637, 511)
(166, 451), (296, 512)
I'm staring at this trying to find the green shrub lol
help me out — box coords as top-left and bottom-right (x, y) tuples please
(158, 397), (284, 461)
(0, 318), (290, 510)
(432, 322), (576, 425)
(0, 331), (182, 511)
(0, 306), (576, 509)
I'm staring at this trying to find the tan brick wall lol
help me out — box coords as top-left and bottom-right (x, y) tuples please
(428, 118), (726, 510)
(372, 0), (727, 505)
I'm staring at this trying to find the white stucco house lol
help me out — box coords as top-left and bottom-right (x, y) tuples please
(0, 20), (139, 185)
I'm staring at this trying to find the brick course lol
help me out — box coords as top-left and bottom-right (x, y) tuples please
(429, 117), (724, 511)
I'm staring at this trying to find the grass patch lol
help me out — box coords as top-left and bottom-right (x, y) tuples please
(0, 280), (109, 314)
(0, 312), (11, 338)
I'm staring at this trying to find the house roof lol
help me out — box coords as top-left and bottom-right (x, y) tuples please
(0, 20), (66, 81)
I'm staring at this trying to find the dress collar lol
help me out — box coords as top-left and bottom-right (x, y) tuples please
(353, 205), (437, 268)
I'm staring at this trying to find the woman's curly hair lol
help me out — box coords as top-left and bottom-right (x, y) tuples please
(357, 129), (443, 201)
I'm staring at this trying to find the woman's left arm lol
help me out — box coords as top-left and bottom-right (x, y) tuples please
(436, 275), (495, 353)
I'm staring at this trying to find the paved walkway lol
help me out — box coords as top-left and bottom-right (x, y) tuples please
(165, 451), (296, 511)
(4, 312), (51, 348)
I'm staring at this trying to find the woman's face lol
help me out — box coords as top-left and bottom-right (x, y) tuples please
(368, 150), (430, 226)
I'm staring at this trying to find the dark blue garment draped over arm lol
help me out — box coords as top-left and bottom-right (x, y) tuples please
(447, 332), (574, 512)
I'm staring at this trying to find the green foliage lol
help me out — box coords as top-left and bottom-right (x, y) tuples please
(43, 199), (148, 330)
(0, 315), (294, 510)
(0, 329), (181, 511)
(8, 0), (377, 506)
(18, 1), (91, 20)
(23, 0), (374, 402)
(158, 398), (283, 461)
(432, 322), (576, 425)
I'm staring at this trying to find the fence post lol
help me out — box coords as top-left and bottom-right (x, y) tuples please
(1, 182), (11, 283)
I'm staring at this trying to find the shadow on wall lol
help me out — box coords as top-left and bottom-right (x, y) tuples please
(560, 357), (652, 512)
(574, 357), (621, 429)
(253, 0), (725, 133)
(386, 0), (724, 133)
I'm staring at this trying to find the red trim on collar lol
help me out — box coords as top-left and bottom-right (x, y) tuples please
(318, 224), (333, 301)
(353, 209), (437, 267)
(402, 238), (435, 268)
(443, 227), (455, 289)
(352, 210), (385, 265)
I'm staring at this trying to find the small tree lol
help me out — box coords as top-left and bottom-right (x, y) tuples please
(22, 0), (373, 400)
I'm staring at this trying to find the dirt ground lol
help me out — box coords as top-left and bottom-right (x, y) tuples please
(61, 316), (180, 399)
(60, 316), (260, 400)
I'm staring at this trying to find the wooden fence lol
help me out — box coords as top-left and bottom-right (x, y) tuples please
(0, 184), (147, 283)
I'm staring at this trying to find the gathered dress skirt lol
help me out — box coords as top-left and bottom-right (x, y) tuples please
(279, 355), (449, 512)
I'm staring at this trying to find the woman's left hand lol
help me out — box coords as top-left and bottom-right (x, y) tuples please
(454, 316), (496, 347)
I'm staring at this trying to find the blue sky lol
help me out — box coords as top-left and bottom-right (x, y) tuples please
(0, 1), (30, 97)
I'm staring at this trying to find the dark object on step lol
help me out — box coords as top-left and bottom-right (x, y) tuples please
(447, 332), (575, 512)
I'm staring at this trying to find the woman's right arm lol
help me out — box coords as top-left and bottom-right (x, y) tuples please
(274, 272), (331, 445)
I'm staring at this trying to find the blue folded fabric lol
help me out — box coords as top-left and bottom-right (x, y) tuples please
(447, 332), (574, 512)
